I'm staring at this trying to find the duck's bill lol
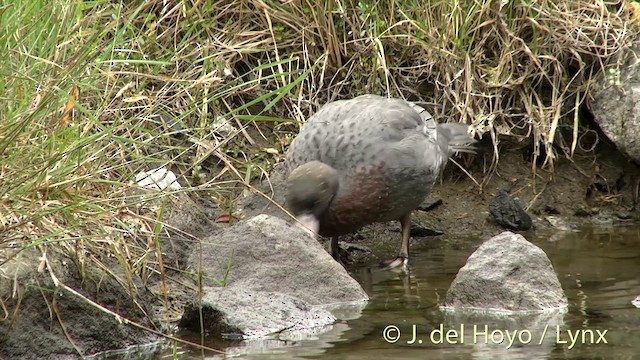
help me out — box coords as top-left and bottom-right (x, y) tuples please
(296, 214), (319, 238)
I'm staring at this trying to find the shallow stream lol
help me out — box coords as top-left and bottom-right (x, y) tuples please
(170, 225), (639, 359)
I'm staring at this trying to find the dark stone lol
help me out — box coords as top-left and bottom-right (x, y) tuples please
(543, 205), (560, 214)
(417, 199), (443, 212)
(387, 223), (444, 237)
(443, 231), (568, 312)
(615, 211), (632, 220)
(574, 207), (594, 217)
(489, 190), (532, 231)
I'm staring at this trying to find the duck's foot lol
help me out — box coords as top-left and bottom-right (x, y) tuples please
(379, 256), (408, 270)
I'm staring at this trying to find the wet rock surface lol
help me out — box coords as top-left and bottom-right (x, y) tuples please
(443, 231), (568, 312)
(489, 190), (533, 231)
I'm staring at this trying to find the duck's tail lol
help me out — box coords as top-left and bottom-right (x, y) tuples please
(437, 123), (476, 157)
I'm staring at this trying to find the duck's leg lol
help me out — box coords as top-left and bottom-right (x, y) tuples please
(330, 236), (345, 265)
(399, 212), (411, 259)
(380, 213), (411, 270)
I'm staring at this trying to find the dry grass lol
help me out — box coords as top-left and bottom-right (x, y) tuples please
(248, 0), (635, 167)
(0, 0), (637, 349)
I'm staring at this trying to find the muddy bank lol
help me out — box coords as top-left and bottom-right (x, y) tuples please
(0, 248), (160, 360)
(240, 136), (639, 263)
(2, 131), (637, 359)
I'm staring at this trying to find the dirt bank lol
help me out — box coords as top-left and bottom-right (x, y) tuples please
(239, 134), (640, 264)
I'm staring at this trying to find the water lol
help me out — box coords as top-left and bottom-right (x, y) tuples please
(169, 226), (640, 359)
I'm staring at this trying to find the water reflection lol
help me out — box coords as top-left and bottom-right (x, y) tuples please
(171, 226), (640, 359)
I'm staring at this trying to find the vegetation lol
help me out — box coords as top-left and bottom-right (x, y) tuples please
(0, 0), (636, 353)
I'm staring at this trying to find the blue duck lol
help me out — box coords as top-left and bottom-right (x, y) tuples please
(284, 94), (475, 268)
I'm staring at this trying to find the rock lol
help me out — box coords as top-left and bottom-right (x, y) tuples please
(133, 167), (181, 190)
(387, 222), (444, 237)
(179, 285), (335, 339)
(235, 162), (288, 219)
(489, 190), (532, 231)
(545, 215), (575, 231)
(589, 41), (640, 163)
(443, 231), (568, 312)
(615, 211), (632, 220)
(326, 241), (374, 264)
(417, 198), (443, 212)
(574, 206), (596, 217)
(189, 214), (367, 305)
(164, 193), (221, 269)
(337, 241), (372, 254)
(183, 214), (368, 337)
(0, 248), (159, 360)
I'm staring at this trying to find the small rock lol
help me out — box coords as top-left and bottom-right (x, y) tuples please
(156, 113), (184, 133)
(573, 207), (593, 217)
(545, 215), (575, 231)
(133, 167), (181, 191)
(338, 241), (372, 254)
(443, 231), (568, 313)
(489, 190), (532, 231)
(417, 199), (443, 212)
(387, 223), (444, 237)
(212, 116), (237, 138)
(615, 211), (632, 220)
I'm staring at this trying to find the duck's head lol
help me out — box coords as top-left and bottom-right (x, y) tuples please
(285, 161), (339, 237)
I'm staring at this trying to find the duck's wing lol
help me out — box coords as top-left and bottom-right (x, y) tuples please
(286, 95), (474, 175)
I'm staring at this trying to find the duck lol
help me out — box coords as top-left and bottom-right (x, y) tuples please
(284, 94), (475, 268)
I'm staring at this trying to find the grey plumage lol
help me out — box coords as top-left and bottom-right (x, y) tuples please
(285, 94), (475, 267)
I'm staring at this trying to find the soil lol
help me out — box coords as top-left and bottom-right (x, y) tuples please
(0, 248), (161, 360)
(238, 134), (640, 265)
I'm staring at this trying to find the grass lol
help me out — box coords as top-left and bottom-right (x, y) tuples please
(0, 0), (637, 355)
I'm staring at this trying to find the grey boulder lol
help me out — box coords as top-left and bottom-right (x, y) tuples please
(443, 231), (567, 313)
(589, 41), (640, 163)
(182, 214), (368, 338)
